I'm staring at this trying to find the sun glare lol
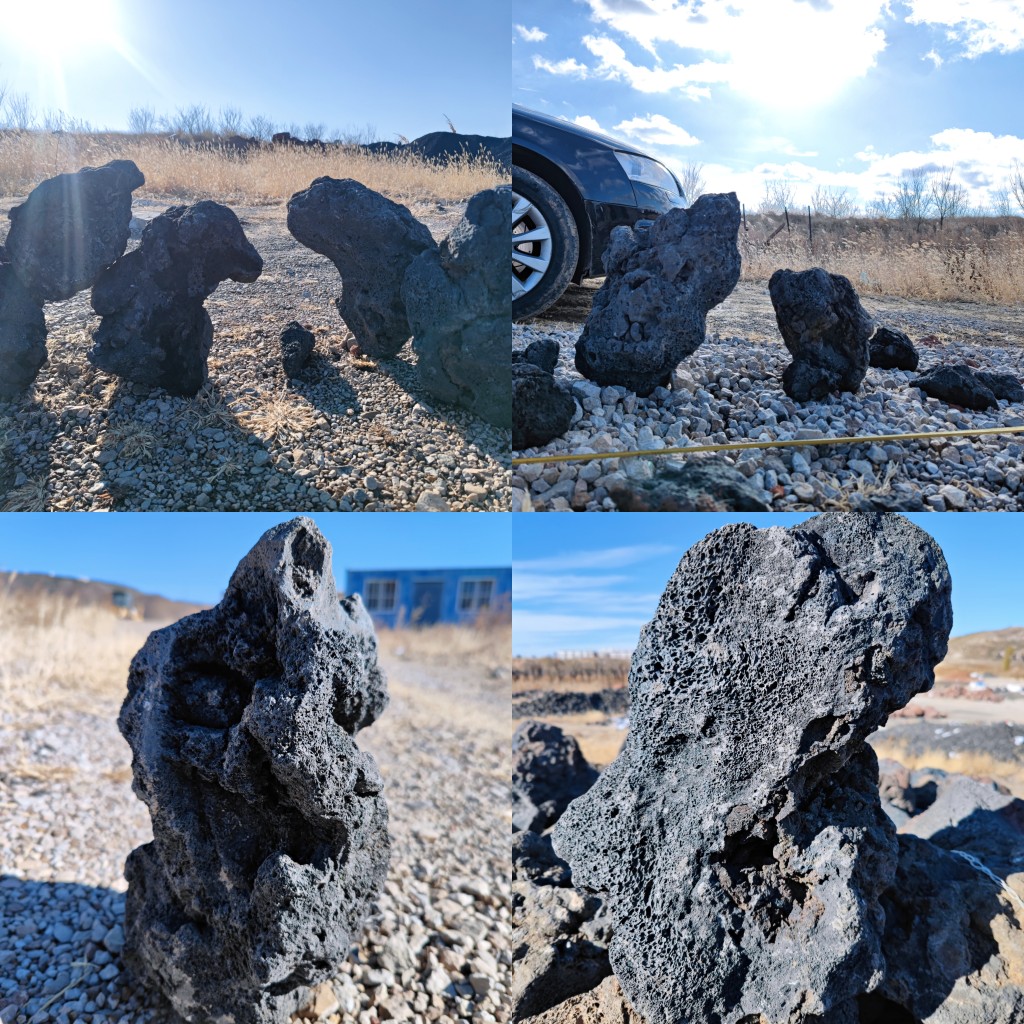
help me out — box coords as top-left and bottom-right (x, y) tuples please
(8, 0), (121, 57)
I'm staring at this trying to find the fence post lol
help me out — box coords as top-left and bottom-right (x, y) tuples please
(784, 207), (790, 233)
(742, 204), (747, 231)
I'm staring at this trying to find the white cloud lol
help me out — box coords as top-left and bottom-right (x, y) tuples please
(513, 544), (675, 572)
(923, 47), (944, 66)
(514, 24), (548, 42)
(613, 112), (701, 146)
(904, 0), (1024, 58)
(573, 114), (605, 132)
(532, 54), (590, 77)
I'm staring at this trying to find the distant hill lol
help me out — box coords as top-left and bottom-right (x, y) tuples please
(936, 627), (1024, 681)
(0, 571), (207, 622)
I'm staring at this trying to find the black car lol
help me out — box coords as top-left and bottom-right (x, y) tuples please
(512, 104), (687, 320)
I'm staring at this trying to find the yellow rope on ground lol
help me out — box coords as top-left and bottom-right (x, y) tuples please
(511, 424), (1024, 466)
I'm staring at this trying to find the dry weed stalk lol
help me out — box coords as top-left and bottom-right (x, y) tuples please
(2, 475), (49, 511)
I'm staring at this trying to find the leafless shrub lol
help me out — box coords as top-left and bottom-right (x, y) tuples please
(677, 160), (705, 202)
(127, 105), (157, 134)
(759, 178), (794, 214)
(247, 114), (276, 141)
(930, 166), (970, 228)
(811, 185), (857, 219)
(219, 106), (244, 135)
(302, 121), (326, 142)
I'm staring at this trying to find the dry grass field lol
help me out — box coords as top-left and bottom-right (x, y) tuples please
(0, 131), (505, 205)
(739, 212), (1024, 305)
(512, 656), (629, 695)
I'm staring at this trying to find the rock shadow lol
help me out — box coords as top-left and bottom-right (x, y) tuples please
(0, 397), (58, 510)
(287, 351), (363, 418)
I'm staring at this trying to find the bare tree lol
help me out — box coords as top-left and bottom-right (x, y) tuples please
(1010, 159), (1024, 216)
(127, 105), (157, 134)
(302, 121), (326, 142)
(759, 178), (794, 215)
(893, 167), (932, 228)
(810, 185), (856, 218)
(219, 106), (244, 136)
(991, 185), (1015, 219)
(172, 104), (214, 135)
(335, 123), (378, 146)
(247, 114), (275, 141)
(676, 161), (705, 202)
(865, 191), (896, 219)
(930, 166), (969, 227)
(4, 91), (36, 131)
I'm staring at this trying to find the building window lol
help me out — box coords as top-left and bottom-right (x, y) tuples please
(458, 578), (495, 611)
(365, 579), (397, 612)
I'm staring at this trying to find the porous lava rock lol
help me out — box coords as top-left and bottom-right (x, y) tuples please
(769, 267), (875, 402)
(512, 361), (574, 450)
(914, 363), (999, 411)
(977, 369), (1024, 403)
(118, 517), (389, 1024)
(575, 193), (741, 396)
(0, 263), (47, 400)
(513, 338), (560, 375)
(552, 513), (953, 1024)
(519, 976), (644, 1024)
(286, 177), (435, 359)
(608, 458), (771, 512)
(512, 720), (599, 833)
(869, 326), (919, 371)
(89, 201), (263, 395)
(403, 186), (511, 426)
(4, 159), (144, 303)
(280, 321), (316, 376)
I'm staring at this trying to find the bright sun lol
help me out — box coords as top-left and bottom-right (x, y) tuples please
(8, 0), (121, 57)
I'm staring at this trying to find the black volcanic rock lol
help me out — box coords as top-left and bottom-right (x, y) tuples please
(287, 177), (436, 359)
(512, 362), (574, 450)
(0, 263), (47, 400)
(770, 267), (874, 401)
(118, 518), (389, 1024)
(5, 159), (144, 303)
(609, 458), (771, 512)
(88, 201), (263, 396)
(575, 193), (741, 396)
(869, 326), (919, 371)
(280, 321), (315, 376)
(976, 369), (1024, 403)
(552, 514), (953, 1024)
(915, 363), (998, 411)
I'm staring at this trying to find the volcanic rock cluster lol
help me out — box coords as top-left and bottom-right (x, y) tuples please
(118, 517), (389, 1024)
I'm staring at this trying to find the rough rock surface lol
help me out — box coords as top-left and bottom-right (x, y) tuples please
(869, 326), (919, 371)
(512, 362), (574, 450)
(88, 201), (263, 395)
(609, 458), (771, 512)
(5, 160), (144, 303)
(514, 339), (560, 375)
(280, 321), (315, 376)
(519, 976), (644, 1024)
(0, 263), (47, 400)
(977, 369), (1024, 403)
(404, 186), (511, 427)
(769, 267), (875, 402)
(552, 514), (952, 1024)
(286, 178), (435, 359)
(118, 517), (389, 1024)
(512, 720), (599, 833)
(915, 363), (999, 411)
(575, 193), (741, 396)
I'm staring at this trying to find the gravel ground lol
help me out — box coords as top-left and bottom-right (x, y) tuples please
(513, 281), (1024, 511)
(0, 652), (511, 1024)
(0, 197), (511, 512)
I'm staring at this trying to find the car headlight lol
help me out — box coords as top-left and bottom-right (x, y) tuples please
(614, 151), (680, 195)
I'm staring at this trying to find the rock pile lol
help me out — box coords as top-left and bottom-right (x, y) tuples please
(915, 363), (1024, 411)
(88, 201), (264, 396)
(118, 517), (389, 1024)
(513, 340), (575, 450)
(575, 193), (741, 396)
(287, 178), (510, 426)
(552, 514), (960, 1023)
(0, 160), (144, 399)
(769, 267), (875, 401)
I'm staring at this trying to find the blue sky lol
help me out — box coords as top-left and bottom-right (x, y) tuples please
(0, 513), (512, 605)
(514, 0), (1024, 213)
(0, 0), (508, 139)
(513, 513), (1024, 656)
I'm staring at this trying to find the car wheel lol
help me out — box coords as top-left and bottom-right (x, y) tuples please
(512, 166), (579, 321)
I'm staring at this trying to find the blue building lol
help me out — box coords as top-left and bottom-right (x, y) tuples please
(344, 566), (512, 628)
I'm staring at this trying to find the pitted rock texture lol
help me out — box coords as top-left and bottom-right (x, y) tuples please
(286, 177), (436, 359)
(0, 262), (47, 400)
(512, 720), (599, 833)
(512, 361), (574, 450)
(575, 193), (741, 396)
(769, 268), (875, 402)
(403, 186), (511, 427)
(118, 517), (389, 1024)
(88, 201), (263, 396)
(976, 369), (1024, 403)
(869, 326), (919, 371)
(552, 513), (953, 1024)
(914, 363), (1000, 411)
(280, 321), (315, 376)
(608, 458), (771, 512)
(5, 159), (144, 303)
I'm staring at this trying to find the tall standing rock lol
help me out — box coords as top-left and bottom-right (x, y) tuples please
(575, 193), (741, 397)
(287, 177), (436, 359)
(402, 186), (511, 427)
(118, 518), (389, 1024)
(552, 514), (952, 1024)
(0, 262), (47, 400)
(769, 267), (874, 402)
(88, 201), (263, 395)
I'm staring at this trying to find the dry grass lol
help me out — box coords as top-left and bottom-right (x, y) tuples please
(1, 475), (49, 512)
(740, 212), (1024, 305)
(0, 131), (506, 205)
(512, 655), (630, 695)
(376, 616), (511, 676)
(870, 738), (1024, 799)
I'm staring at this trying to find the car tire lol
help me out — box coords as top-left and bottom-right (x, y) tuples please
(512, 166), (579, 321)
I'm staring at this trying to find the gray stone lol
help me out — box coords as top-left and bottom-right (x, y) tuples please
(280, 321), (315, 377)
(89, 201), (263, 396)
(552, 514), (952, 1024)
(286, 177), (435, 359)
(512, 720), (599, 833)
(5, 159), (144, 303)
(769, 267), (874, 402)
(575, 193), (741, 396)
(118, 517), (389, 1024)
(403, 186), (511, 427)
(0, 262), (47, 400)
(609, 458), (771, 511)
(513, 362), (574, 450)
